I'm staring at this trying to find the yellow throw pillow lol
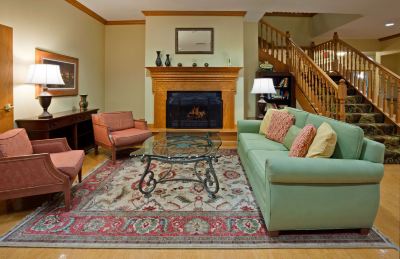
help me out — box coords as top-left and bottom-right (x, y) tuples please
(259, 109), (288, 135)
(306, 122), (337, 158)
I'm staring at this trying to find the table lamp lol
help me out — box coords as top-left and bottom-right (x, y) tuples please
(26, 64), (65, 119)
(251, 78), (276, 119)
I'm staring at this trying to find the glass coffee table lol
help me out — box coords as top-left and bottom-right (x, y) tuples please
(130, 132), (221, 198)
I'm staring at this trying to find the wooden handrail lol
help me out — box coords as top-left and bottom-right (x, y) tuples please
(311, 32), (400, 125)
(259, 21), (347, 121)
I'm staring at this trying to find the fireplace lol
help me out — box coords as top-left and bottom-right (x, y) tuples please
(167, 91), (223, 128)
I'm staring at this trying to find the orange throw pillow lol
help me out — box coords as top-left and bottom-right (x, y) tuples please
(266, 111), (295, 143)
(289, 125), (317, 157)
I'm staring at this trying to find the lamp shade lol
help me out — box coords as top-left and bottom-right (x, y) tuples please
(251, 78), (276, 94)
(26, 64), (65, 85)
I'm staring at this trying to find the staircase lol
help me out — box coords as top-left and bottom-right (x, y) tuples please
(258, 21), (400, 163)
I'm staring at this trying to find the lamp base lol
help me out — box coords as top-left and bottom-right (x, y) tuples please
(38, 95), (53, 119)
(257, 94), (267, 119)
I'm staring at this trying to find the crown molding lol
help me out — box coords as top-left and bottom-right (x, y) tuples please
(65, 0), (145, 25)
(142, 11), (247, 17)
(264, 12), (317, 17)
(106, 20), (146, 25)
(379, 33), (400, 41)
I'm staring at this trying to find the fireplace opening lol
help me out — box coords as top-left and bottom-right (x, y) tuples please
(167, 91), (223, 128)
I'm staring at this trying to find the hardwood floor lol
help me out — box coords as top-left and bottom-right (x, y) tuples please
(0, 148), (399, 259)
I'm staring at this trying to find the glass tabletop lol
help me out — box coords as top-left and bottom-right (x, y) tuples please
(131, 132), (221, 159)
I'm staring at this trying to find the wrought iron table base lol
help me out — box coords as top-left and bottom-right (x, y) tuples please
(137, 155), (220, 198)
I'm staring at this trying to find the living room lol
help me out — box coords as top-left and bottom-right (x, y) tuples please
(0, 0), (399, 258)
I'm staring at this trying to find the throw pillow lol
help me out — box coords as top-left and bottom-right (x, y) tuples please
(265, 111), (295, 143)
(259, 109), (288, 135)
(289, 124), (317, 157)
(283, 125), (301, 150)
(306, 122), (337, 158)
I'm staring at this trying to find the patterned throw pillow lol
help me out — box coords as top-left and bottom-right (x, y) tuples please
(289, 124), (317, 157)
(259, 109), (288, 135)
(306, 122), (337, 158)
(265, 111), (295, 143)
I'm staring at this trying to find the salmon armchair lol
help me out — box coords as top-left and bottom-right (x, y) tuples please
(92, 111), (152, 163)
(0, 128), (84, 211)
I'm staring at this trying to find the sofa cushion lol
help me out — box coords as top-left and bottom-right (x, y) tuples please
(266, 111), (295, 143)
(50, 150), (84, 179)
(305, 114), (364, 159)
(285, 107), (309, 128)
(99, 111), (135, 131)
(289, 125), (317, 157)
(110, 128), (152, 147)
(283, 125), (301, 150)
(0, 128), (33, 158)
(239, 133), (288, 155)
(306, 122), (337, 158)
(259, 109), (288, 135)
(247, 150), (290, 186)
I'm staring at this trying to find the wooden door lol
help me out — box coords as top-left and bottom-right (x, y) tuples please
(0, 24), (13, 132)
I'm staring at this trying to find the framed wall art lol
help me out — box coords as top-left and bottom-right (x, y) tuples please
(35, 49), (79, 97)
(175, 28), (214, 54)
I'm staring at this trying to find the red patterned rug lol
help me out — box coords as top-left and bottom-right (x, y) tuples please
(0, 150), (396, 248)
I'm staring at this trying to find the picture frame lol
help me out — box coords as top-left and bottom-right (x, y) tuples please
(35, 49), (79, 97)
(175, 28), (214, 54)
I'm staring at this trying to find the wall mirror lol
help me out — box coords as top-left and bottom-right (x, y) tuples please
(175, 28), (214, 54)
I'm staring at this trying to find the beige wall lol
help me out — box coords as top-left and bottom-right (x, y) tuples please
(311, 13), (361, 38)
(105, 25), (145, 119)
(0, 0), (105, 120)
(381, 53), (400, 75)
(244, 22), (259, 119)
(145, 16), (245, 123)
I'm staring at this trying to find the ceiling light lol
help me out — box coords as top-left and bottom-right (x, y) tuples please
(385, 22), (395, 27)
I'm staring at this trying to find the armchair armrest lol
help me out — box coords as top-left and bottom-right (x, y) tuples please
(134, 119), (148, 130)
(92, 122), (113, 146)
(31, 138), (71, 154)
(265, 156), (384, 184)
(359, 138), (385, 163)
(0, 154), (69, 196)
(237, 120), (261, 134)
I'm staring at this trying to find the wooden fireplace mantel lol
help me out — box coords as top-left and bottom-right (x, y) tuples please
(146, 67), (242, 129)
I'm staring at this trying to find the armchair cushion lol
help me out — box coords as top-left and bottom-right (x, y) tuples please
(0, 128), (33, 158)
(98, 111), (135, 131)
(110, 128), (152, 147)
(50, 150), (84, 179)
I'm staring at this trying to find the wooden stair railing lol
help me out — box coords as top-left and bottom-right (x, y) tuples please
(259, 21), (347, 121)
(312, 32), (400, 126)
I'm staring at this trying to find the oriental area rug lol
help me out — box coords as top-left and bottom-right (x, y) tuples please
(0, 150), (395, 249)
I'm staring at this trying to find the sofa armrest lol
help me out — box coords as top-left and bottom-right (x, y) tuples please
(237, 120), (261, 134)
(134, 119), (148, 130)
(265, 156), (384, 184)
(92, 122), (113, 146)
(0, 154), (69, 194)
(359, 138), (385, 163)
(31, 138), (71, 154)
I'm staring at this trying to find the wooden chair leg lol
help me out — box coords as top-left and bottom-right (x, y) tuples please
(360, 228), (370, 235)
(112, 148), (116, 164)
(64, 188), (71, 211)
(268, 231), (280, 237)
(94, 145), (99, 155)
(78, 169), (82, 183)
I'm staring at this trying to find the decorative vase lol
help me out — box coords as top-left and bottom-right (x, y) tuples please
(192, 63), (197, 67)
(165, 54), (171, 67)
(155, 51), (162, 67)
(79, 94), (88, 111)
(204, 63), (209, 67)
(177, 63), (183, 67)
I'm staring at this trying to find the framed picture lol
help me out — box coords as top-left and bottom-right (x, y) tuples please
(35, 49), (79, 97)
(175, 28), (214, 54)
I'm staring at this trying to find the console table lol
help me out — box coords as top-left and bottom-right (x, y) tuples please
(15, 109), (98, 152)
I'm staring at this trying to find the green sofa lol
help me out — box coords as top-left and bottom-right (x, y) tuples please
(237, 107), (385, 236)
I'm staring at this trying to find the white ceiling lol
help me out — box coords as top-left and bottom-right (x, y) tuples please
(77, 0), (400, 39)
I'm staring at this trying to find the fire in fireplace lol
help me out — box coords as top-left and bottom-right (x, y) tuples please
(167, 91), (223, 128)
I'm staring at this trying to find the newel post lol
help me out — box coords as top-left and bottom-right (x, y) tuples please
(285, 31), (291, 70)
(333, 32), (339, 73)
(338, 79), (347, 121)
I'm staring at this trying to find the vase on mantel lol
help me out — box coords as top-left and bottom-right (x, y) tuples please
(165, 54), (171, 67)
(79, 94), (88, 111)
(155, 51), (162, 67)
